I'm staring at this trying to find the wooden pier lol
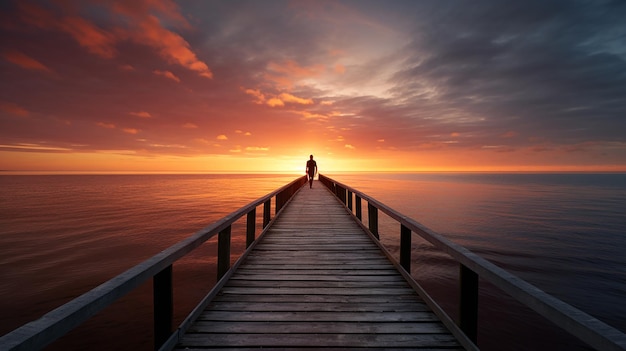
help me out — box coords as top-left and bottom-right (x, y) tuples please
(174, 183), (468, 350)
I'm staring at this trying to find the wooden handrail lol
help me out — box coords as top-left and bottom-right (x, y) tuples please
(0, 176), (307, 351)
(319, 174), (626, 351)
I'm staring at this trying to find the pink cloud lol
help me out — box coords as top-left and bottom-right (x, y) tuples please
(17, 1), (212, 78)
(57, 16), (117, 58)
(127, 15), (213, 79)
(0, 101), (30, 117)
(153, 70), (181, 82)
(2, 50), (51, 72)
(97, 122), (116, 129)
(129, 111), (152, 118)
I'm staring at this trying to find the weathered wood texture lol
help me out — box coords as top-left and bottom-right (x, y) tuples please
(175, 182), (464, 350)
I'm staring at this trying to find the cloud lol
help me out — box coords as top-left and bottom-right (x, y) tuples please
(279, 93), (314, 105)
(153, 70), (181, 82)
(57, 16), (118, 58)
(244, 89), (266, 104)
(0, 101), (30, 117)
(266, 98), (285, 107)
(129, 111), (152, 118)
(3, 50), (52, 72)
(265, 60), (325, 88)
(386, 1), (626, 147)
(245, 146), (269, 151)
(97, 122), (116, 129)
(127, 15), (213, 79)
(216, 134), (228, 141)
(15, 1), (212, 78)
(334, 64), (346, 74)
(245, 90), (314, 107)
(183, 123), (198, 129)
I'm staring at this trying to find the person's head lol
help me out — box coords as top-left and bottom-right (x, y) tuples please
(309, 155), (313, 160)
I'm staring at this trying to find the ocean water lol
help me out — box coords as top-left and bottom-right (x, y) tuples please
(0, 173), (624, 350)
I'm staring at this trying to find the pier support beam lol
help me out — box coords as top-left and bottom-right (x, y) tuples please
(153, 265), (173, 351)
(400, 224), (411, 273)
(459, 264), (479, 344)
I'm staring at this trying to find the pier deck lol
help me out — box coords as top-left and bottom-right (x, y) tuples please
(174, 182), (465, 350)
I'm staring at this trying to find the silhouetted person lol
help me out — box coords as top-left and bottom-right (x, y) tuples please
(306, 155), (317, 189)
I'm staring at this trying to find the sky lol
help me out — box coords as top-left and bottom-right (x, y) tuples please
(1, 0), (626, 173)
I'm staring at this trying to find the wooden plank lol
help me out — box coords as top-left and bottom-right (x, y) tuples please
(188, 321), (449, 333)
(197, 311), (440, 322)
(204, 301), (431, 312)
(224, 280), (409, 288)
(179, 333), (460, 348)
(174, 182), (465, 350)
(218, 287), (419, 295)
(212, 294), (423, 304)
(229, 274), (405, 282)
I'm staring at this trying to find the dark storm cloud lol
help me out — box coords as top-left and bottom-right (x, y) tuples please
(386, 0), (626, 147)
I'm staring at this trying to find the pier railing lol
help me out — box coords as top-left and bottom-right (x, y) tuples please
(319, 174), (626, 351)
(0, 176), (307, 351)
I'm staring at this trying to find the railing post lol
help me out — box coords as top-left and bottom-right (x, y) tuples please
(459, 264), (479, 344)
(368, 203), (378, 239)
(263, 199), (271, 228)
(400, 224), (411, 273)
(246, 208), (256, 248)
(347, 190), (353, 210)
(153, 264), (173, 351)
(355, 195), (362, 220)
(276, 191), (282, 213)
(217, 226), (231, 280)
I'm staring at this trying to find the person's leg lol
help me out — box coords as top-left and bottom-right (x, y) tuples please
(309, 175), (313, 188)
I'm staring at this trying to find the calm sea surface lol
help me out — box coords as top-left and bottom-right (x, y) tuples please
(1, 173), (624, 350)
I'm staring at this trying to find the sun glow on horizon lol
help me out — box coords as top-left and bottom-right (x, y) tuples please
(3, 148), (626, 175)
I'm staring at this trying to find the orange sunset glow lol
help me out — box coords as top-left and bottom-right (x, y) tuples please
(1, 1), (625, 173)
